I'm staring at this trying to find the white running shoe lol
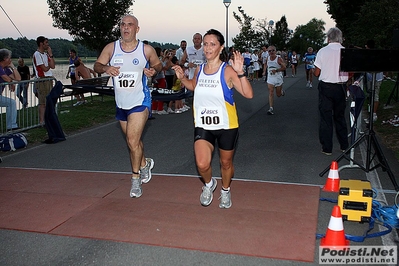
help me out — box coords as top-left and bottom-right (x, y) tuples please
(200, 177), (217, 206)
(219, 189), (232, 209)
(267, 107), (274, 115)
(140, 158), (154, 184)
(157, 110), (169, 115)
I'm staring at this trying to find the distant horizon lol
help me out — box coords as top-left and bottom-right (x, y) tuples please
(1, 0), (336, 46)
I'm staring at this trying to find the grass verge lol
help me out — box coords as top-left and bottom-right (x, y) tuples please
(371, 77), (399, 161)
(25, 95), (116, 145)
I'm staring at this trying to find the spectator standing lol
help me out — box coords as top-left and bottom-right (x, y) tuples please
(66, 49), (80, 83)
(261, 45), (269, 82)
(313, 27), (349, 155)
(0, 48), (20, 130)
(173, 29), (253, 209)
(151, 47), (168, 115)
(251, 50), (260, 80)
(33, 36), (56, 126)
(94, 14), (162, 198)
(242, 48), (252, 77)
(247, 62), (255, 81)
(180, 33), (204, 109)
(175, 40), (187, 63)
(16, 57), (30, 108)
(303, 47), (316, 88)
(180, 33), (205, 80)
(164, 49), (176, 90)
(264, 45), (286, 115)
(66, 49), (86, 106)
(169, 68), (185, 113)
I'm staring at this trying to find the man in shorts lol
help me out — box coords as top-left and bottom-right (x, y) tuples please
(33, 36), (56, 125)
(264, 45), (286, 115)
(94, 14), (162, 198)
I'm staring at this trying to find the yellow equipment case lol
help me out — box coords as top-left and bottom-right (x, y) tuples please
(338, 179), (373, 222)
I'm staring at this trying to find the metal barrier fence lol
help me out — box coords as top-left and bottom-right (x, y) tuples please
(0, 77), (56, 136)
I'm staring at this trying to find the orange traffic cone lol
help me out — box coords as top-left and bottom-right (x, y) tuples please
(323, 161), (340, 192)
(320, 205), (349, 249)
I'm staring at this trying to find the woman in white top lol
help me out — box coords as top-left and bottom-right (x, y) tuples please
(173, 29), (253, 209)
(251, 50), (260, 80)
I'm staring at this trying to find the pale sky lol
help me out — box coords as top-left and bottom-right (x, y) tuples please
(1, 0), (335, 46)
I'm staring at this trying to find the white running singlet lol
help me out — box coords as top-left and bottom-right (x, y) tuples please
(110, 40), (151, 109)
(267, 55), (284, 86)
(186, 46), (205, 79)
(193, 62), (238, 130)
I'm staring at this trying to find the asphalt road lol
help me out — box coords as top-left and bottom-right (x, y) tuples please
(1, 66), (398, 265)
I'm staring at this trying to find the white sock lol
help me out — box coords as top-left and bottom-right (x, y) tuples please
(222, 187), (230, 192)
(205, 179), (214, 188)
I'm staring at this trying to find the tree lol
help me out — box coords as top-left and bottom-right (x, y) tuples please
(324, 0), (365, 44)
(287, 19), (325, 57)
(270, 16), (290, 50)
(255, 18), (269, 46)
(348, 0), (399, 48)
(324, 0), (399, 48)
(231, 6), (263, 52)
(47, 0), (135, 56)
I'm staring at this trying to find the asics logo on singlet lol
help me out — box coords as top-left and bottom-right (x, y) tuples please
(132, 58), (139, 65)
(118, 73), (135, 79)
(201, 108), (218, 115)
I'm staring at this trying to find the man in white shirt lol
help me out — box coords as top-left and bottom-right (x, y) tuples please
(175, 40), (187, 63)
(180, 33), (205, 79)
(261, 46), (269, 82)
(314, 27), (349, 155)
(33, 36), (56, 125)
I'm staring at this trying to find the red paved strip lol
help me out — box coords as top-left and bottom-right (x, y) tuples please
(0, 168), (320, 262)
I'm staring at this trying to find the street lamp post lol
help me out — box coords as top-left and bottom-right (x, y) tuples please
(223, 0), (231, 50)
(268, 20), (274, 45)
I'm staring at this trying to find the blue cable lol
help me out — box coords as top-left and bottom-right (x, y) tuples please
(317, 194), (398, 241)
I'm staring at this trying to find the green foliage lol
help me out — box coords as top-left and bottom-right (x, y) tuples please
(232, 6), (264, 52)
(324, 0), (399, 48)
(232, 6), (326, 54)
(47, 0), (135, 56)
(270, 16), (290, 50)
(288, 19), (326, 56)
(0, 37), (97, 58)
(25, 95), (116, 145)
(373, 78), (399, 161)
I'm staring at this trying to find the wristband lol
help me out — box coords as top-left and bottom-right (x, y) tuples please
(238, 74), (245, 78)
(49, 55), (54, 58)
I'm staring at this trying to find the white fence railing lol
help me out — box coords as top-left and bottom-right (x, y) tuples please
(0, 78), (56, 136)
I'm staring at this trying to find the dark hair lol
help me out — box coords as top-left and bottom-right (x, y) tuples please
(70, 49), (77, 54)
(36, 36), (47, 47)
(204, 29), (228, 62)
(171, 56), (178, 64)
(155, 47), (162, 57)
(74, 60), (81, 67)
